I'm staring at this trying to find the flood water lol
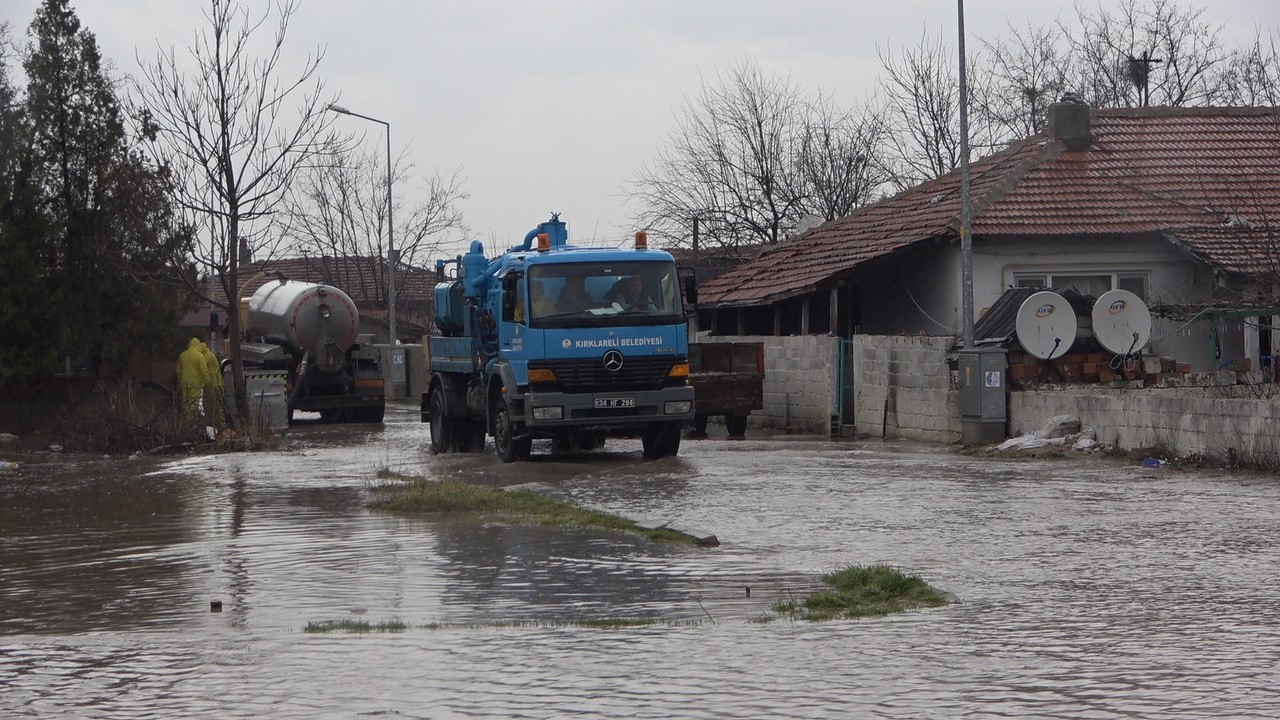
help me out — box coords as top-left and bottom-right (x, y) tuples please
(3, 404), (1279, 718)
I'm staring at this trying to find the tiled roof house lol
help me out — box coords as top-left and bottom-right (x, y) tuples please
(698, 102), (1280, 372)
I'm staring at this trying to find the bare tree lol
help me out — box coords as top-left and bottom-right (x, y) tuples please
(1064, 0), (1229, 107)
(629, 60), (806, 255)
(977, 21), (1072, 146)
(1221, 31), (1280, 106)
(129, 0), (340, 425)
(281, 142), (468, 306)
(795, 93), (888, 223)
(877, 33), (969, 190)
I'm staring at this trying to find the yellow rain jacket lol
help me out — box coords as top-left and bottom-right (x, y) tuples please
(176, 338), (208, 419)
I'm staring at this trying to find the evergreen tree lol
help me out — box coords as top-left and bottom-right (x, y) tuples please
(0, 21), (59, 383)
(16, 0), (190, 380)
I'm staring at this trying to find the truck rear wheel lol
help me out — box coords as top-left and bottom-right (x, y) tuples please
(493, 398), (531, 463)
(725, 413), (748, 439)
(642, 421), (682, 459)
(427, 389), (456, 454)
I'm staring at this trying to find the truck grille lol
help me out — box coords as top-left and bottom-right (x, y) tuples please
(530, 356), (681, 393)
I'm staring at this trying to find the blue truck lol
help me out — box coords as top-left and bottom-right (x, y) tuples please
(422, 214), (695, 461)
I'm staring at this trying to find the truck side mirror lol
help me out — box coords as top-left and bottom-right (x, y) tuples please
(678, 267), (697, 309)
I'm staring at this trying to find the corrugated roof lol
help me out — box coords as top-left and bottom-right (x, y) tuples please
(701, 106), (1280, 307)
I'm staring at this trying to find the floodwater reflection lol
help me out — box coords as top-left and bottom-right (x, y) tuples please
(2, 405), (1278, 718)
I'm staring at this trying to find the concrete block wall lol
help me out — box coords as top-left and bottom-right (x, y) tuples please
(851, 335), (960, 443)
(1009, 381), (1280, 460)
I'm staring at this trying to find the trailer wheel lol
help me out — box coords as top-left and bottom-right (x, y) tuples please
(642, 421), (682, 459)
(427, 389), (455, 453)
(725, 413), (748, 439)
(686, 414), (709, 439)
(493, 398), (531, 463)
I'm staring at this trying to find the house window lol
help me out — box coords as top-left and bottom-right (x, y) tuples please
(1013, 271), (1148, 300)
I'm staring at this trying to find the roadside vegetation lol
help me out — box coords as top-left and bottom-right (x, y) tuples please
(369, 473), (719, 547)
(771, 564), (953, 621)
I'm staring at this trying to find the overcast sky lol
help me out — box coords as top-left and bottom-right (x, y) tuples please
(5, 0), (1278, 257)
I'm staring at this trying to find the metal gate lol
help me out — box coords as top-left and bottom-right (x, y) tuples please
(835, 338), (856, 431)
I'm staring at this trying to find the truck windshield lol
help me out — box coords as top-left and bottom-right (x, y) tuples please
(528, 261), (684, 328)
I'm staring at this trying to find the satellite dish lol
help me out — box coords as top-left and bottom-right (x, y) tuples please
(1092, 289), (1151, 356)
(1015, 291), (1077, 360)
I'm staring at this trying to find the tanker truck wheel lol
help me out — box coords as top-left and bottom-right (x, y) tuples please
(493, 398), (531, 463)
(427, 389), (457, 453)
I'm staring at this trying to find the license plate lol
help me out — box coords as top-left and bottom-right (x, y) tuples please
(594, 397), (635, 409)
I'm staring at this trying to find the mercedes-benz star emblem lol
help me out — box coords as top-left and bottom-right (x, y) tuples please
(602, 349), (624, 372)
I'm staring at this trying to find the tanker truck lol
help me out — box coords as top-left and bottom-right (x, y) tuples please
(423, 214), (694, 461)
(239, 277), (386, 423)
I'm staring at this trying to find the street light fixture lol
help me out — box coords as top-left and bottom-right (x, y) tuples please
(327, 103), (397, 347)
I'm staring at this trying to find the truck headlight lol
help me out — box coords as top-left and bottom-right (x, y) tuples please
(664, 400), (692, 415)
(532, 406), (563, 420)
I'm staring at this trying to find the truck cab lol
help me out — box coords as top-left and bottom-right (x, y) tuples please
(424, 215), (694, 461)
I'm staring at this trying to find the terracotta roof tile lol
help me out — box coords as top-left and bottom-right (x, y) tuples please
(702, 106), (1280, 306)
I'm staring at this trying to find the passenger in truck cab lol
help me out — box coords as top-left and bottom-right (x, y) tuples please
(531, 281), (555, 317)
(556, 275), (592, 312)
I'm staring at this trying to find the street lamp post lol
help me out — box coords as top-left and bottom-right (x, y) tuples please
(327, 103), (396, 347)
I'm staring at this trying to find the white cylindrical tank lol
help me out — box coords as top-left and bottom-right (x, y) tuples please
(247, 280), (359, 374)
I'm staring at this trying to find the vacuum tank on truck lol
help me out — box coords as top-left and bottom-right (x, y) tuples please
(422, 214), (695, 461)
(240, 277), (386, 423)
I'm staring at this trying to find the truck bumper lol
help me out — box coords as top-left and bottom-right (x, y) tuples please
(519, 386), (694, 432)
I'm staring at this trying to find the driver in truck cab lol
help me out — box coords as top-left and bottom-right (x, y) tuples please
(604, 276), (649, 309)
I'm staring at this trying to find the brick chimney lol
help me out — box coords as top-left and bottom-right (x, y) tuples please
(1047, 93), (1092, 151)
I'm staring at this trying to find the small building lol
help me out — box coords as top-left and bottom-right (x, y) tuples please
(700, 102), (1280, 375)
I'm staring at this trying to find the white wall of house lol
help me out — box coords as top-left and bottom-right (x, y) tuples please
(954, 237), (1227, 371)
(856, 246), (962, 336)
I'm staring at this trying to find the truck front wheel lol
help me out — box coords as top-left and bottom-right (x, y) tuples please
(642, 421), (682, 459)
(493, 398), (531, 463)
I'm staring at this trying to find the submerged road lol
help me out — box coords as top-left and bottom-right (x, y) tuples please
(2, 404), (1278, 718)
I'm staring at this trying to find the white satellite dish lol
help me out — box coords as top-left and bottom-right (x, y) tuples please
(1092, 289), (1151, 356)
(1015, 291), (1077, 360)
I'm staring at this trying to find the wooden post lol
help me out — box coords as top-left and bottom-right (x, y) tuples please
(829, 287), (839, 336)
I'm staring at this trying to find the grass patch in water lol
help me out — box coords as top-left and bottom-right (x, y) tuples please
(304, 618), (408, 633)
(306, 617), (693, 632)
(369, 476), (715, 546)
(772, 564), (952, 621)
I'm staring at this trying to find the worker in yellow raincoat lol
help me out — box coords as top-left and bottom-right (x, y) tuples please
(176, 337), (208, 419)
(199, 341), (226, 426)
